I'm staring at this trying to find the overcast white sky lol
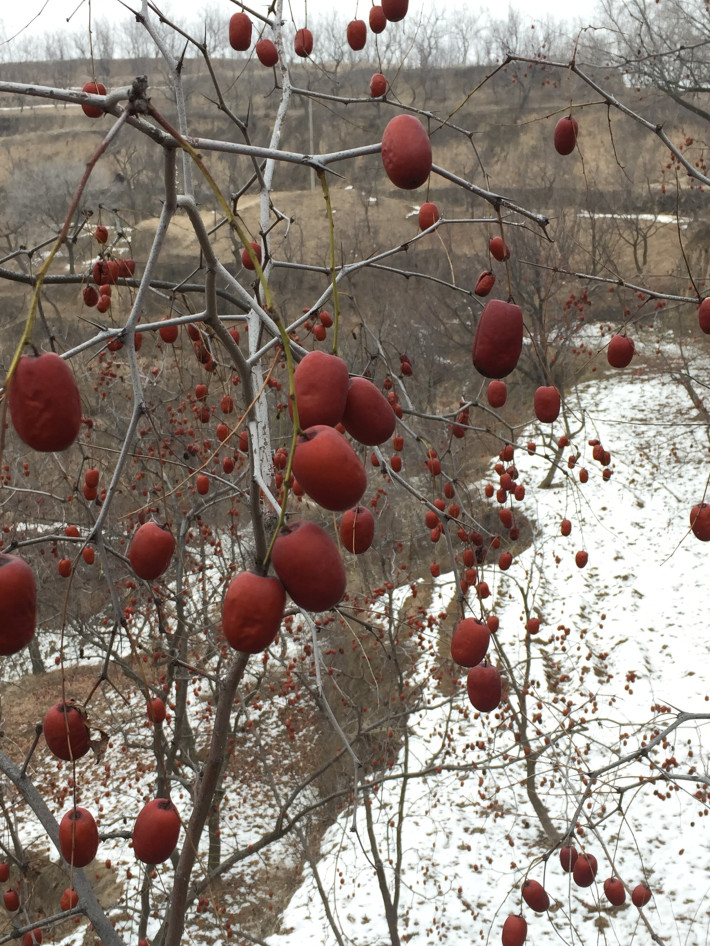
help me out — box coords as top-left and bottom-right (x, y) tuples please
(1, 0), (603, 45)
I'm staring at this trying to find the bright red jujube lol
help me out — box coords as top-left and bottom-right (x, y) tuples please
(132, 798), (181, 864)
(0, 554), (36, 655)
(472, 300), (524, 379)
(222, 572), (285, 654)
(554, 115), (578, 155)
(9, 352), (82, 452)
(690, 502), (710, 540)
(340, 506), (376, 554)
(466, 662), (502, 712)
(292, 426), (368, 511)
(341, 377), (397, 446)
(293, 350), (350, 429)
(271, 520), (346, 612)
(256, 39), (278, 67)
(522, 879), (550, 912)
(294, 28), (313, 57)
(382, 0), (408, 21)
(607, 334), (634, 368)
(228, 12), (252, 51)
(369, 6), (387, 32)
(534, 385), (561, 423)
(128, 522), (176, 580)
(698, 298), (710, 333)
(81, 81), (106, 118)
(347, 19), (367, 50)
(381, 115), (432, 190)
(501, 915), (527, 946)
(59, 808), (99, 867)
(43, 701), (90, 761)
(450, 618), (490, 668)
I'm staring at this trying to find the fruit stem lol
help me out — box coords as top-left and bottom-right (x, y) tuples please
(317, 170), (341, 355)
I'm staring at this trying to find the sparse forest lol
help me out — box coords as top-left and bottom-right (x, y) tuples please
(0, 2), (710, 945)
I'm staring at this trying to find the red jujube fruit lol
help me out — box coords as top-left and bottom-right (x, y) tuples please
(294, 28), (313, 57)
(572, 853), (598, 887)
(698, 298), (710, 333)
(347, 19), (367, 50)
(370, 73), (387, 97)
(603, 877), (626, 905)
(222, 572), (285, 654)
(554, 115), (578, 155)
(466, 662), (502, 712)
(0, 554), (36, 655)
(256, 38), (278, 67)
(341, 377), (396, 446)
(271, 520), (346, 612)
(81, 81), (106, 118)
(228, 12), (252, 50)
(369, 6), (387, 32)
(9, 352), (82, 452)
(382, 0), (408, 21)
(607, 334), (634, 368)
(487, 380), (507, 408)
(132, 798), (181, 864)
(418, 202), (439, 230)
(632, 883), (651, 907)
(690, 502), (710, 540)
(339, 506), (375, 554)
(381, 115), (432, 190)
(450, 618), (490, 668)
(59, 808), (99, 867)
(501, 915), (527, 946)
(128, 522), (175, 580)
(534, 385), (561, 423)
(522, 879), (550, 912)
(472, 300), (524, 379)
(292, 426), (367, 511)
(43, 701), (90, 761)
(293, 350), (350, 429)
(475, 270), (496, 296)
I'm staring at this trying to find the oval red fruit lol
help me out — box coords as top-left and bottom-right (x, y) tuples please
(475, 270), (496, 296)
(81, 81), (106, 118)
(381, 115), (432, 190)
(293, 350), (350, 429)
(489, 236), (509, 261)
(159, 318), (178, 343)
(632, 883), (651, 907)
(59, 808), (99, 867)
(690, 502), (710, 540)
(256, 38), (278, 67)
(132, 798), (180, 864)
(3, 890), (19, 912)
(347, 19), (367, 50)
(501, 915), (527, 946)
(147, 697), (166, 724)
(487, 380), (507, 408)
(559, 845), (578, 872)
(0, 864), (8, 883)
(466, 662), (502, 712)
(418, 202), (439, 231)
(229, 12), (252, 50)
(698, 298), (710, 333)
(450, 618), (490, 668)
(534, 385), (561, 423)
(222, 572), (285, 654)
(23, 931), (42, 946)
(241, 241), (262, 270)
(0, 554), (36, 655)
(128, 522), (175, 580)
(340, 506), (376, 554)
(382, 0), (408, 21)
(607, 334), (634, 368)
(554, 115), (578, 155)
(294, 28), (313, 57)
(572, 853), (598, 887)
(370, 72), (387, 97)
(94, 225), (108, 244)
(560, 519), (572, 537)
(10, 353), (82, 452)
(43, 702), (90, 761)
(271, 520), (346, 612)
(292, 426), (367, 511)
(369, 5), (387, 32)
(575, 550), (588, 568)
(603, 877), (626, 905)
(472, 300), (524, 379)
(341, 377), (396, 446)
(60, 888), (79, 911)
(522, 879), (550, 912)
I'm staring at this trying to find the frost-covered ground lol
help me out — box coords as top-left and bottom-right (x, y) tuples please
(270, 351), (710, 945)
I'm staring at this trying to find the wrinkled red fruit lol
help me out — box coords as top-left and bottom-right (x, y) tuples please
(522, 879), (550, 912)
(0, 554), (36, 655)
(489, 236), (509, 261)
(347, 19), (367, 50)
(293, 350), (350, 429)
(572, 853), (598, 887)
(271, 520), (346, 612)
(43, 702), (90, 761)
(241, 241), (262, 270)
(292, 426), (367, 511)
(256, 38), (278, 67)
(603, 877), (626, 905)
(132, 798), (181, 864)
(690, 502), (710, 540)
(475, 270), (496, 296)
(632, 883), (652, 907)
(128, 521), (175, 581)
(450, 618), (490, 668)
(340, 506), (376, 554)
(369, 5), (387, 32)
(472, 300), (524, 379)
(466, 662), (502, 712)
(222, 572), (285, 654)
(341, 376), (396, 445)
(607, 334), (634, 368)
(370, 72), (387, 97)
(554, 115), (578, 155)
(501, 915), (527, 946)
(81, 81), (106, 118)
(59, 808), (99, 867)
(294, 28), (313, 57)
(60, 888), (79, 911)
(381, 115), (432, 190)
(418, 202), (439, 231)
(229, 12), (252, 50)
(534, 385), (561, 423)
(382, 0), (408, 21)
(10, 352), (82, 452)
(698, 298), (710, 333)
